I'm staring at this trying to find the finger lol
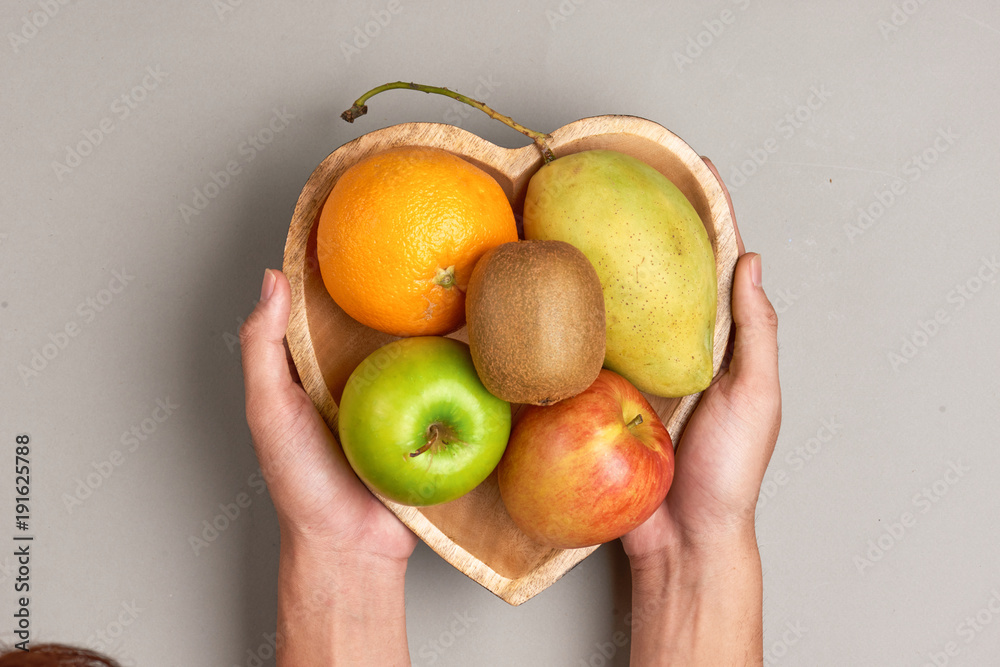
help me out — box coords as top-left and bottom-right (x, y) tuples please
(702, 156), (745, 255)
(727, 253), (779, 395)
(240, 269), (298, 430)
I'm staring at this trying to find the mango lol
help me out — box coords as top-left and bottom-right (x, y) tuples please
(522, 149), (716, 397)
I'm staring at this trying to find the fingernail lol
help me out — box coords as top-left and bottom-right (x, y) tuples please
(260, 269), (276, 302)
(750, 254), (762, 287)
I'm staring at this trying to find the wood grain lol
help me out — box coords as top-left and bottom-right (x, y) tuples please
(282, 116), (738, 606)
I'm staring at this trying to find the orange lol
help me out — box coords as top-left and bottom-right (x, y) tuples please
(316, 146), (518, 336)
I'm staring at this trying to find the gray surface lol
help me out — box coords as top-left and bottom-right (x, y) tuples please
(2, 1), (999, 665)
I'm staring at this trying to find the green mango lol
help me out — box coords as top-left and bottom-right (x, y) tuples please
(522, 149), (716, 397)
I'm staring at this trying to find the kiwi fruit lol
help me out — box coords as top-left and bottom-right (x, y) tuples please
(466, 240), (605, 405)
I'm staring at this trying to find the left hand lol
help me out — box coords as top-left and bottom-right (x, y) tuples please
(239, 268), (417, 562)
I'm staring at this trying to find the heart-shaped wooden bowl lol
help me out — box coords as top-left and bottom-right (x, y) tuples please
(283, 115), (738, 605)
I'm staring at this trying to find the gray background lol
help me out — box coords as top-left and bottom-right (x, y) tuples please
(2, 1), (999, 665)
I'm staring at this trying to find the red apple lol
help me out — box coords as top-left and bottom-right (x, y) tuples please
(497, 369), (674, 549)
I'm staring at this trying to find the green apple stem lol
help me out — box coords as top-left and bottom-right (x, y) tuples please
(409, 442), (432, 458)
(341, 81), (557, 164)
(626, 414), (644, 430)
(410, 424), (440, 458)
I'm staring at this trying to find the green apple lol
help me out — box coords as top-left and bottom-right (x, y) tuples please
(338, 336), (511, 506)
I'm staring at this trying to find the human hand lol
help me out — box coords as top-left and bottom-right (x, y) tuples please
(619, 158), (780, 666)
(621, 158), (780, 564)
(240, 268), (417, 562)
(239, 268), (416, 665)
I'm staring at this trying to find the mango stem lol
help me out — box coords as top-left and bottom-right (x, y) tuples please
(341, 81), (556, 164)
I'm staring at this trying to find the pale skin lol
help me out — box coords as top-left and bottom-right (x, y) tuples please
(239, 157), (780, 665)
(240, 271), (417, 666)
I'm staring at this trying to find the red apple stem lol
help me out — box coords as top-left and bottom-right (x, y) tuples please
(341, 81), (557, 164)
(626, 414), (644, 430)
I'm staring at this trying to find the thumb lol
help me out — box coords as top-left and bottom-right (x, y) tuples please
(240, 269), (298, 434)
(728, 253), (780, 397)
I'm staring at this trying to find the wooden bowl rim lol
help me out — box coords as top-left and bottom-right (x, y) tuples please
(282, 115), (738, 605)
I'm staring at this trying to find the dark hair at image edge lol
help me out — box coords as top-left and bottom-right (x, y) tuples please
(0, 644), (121, 666)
